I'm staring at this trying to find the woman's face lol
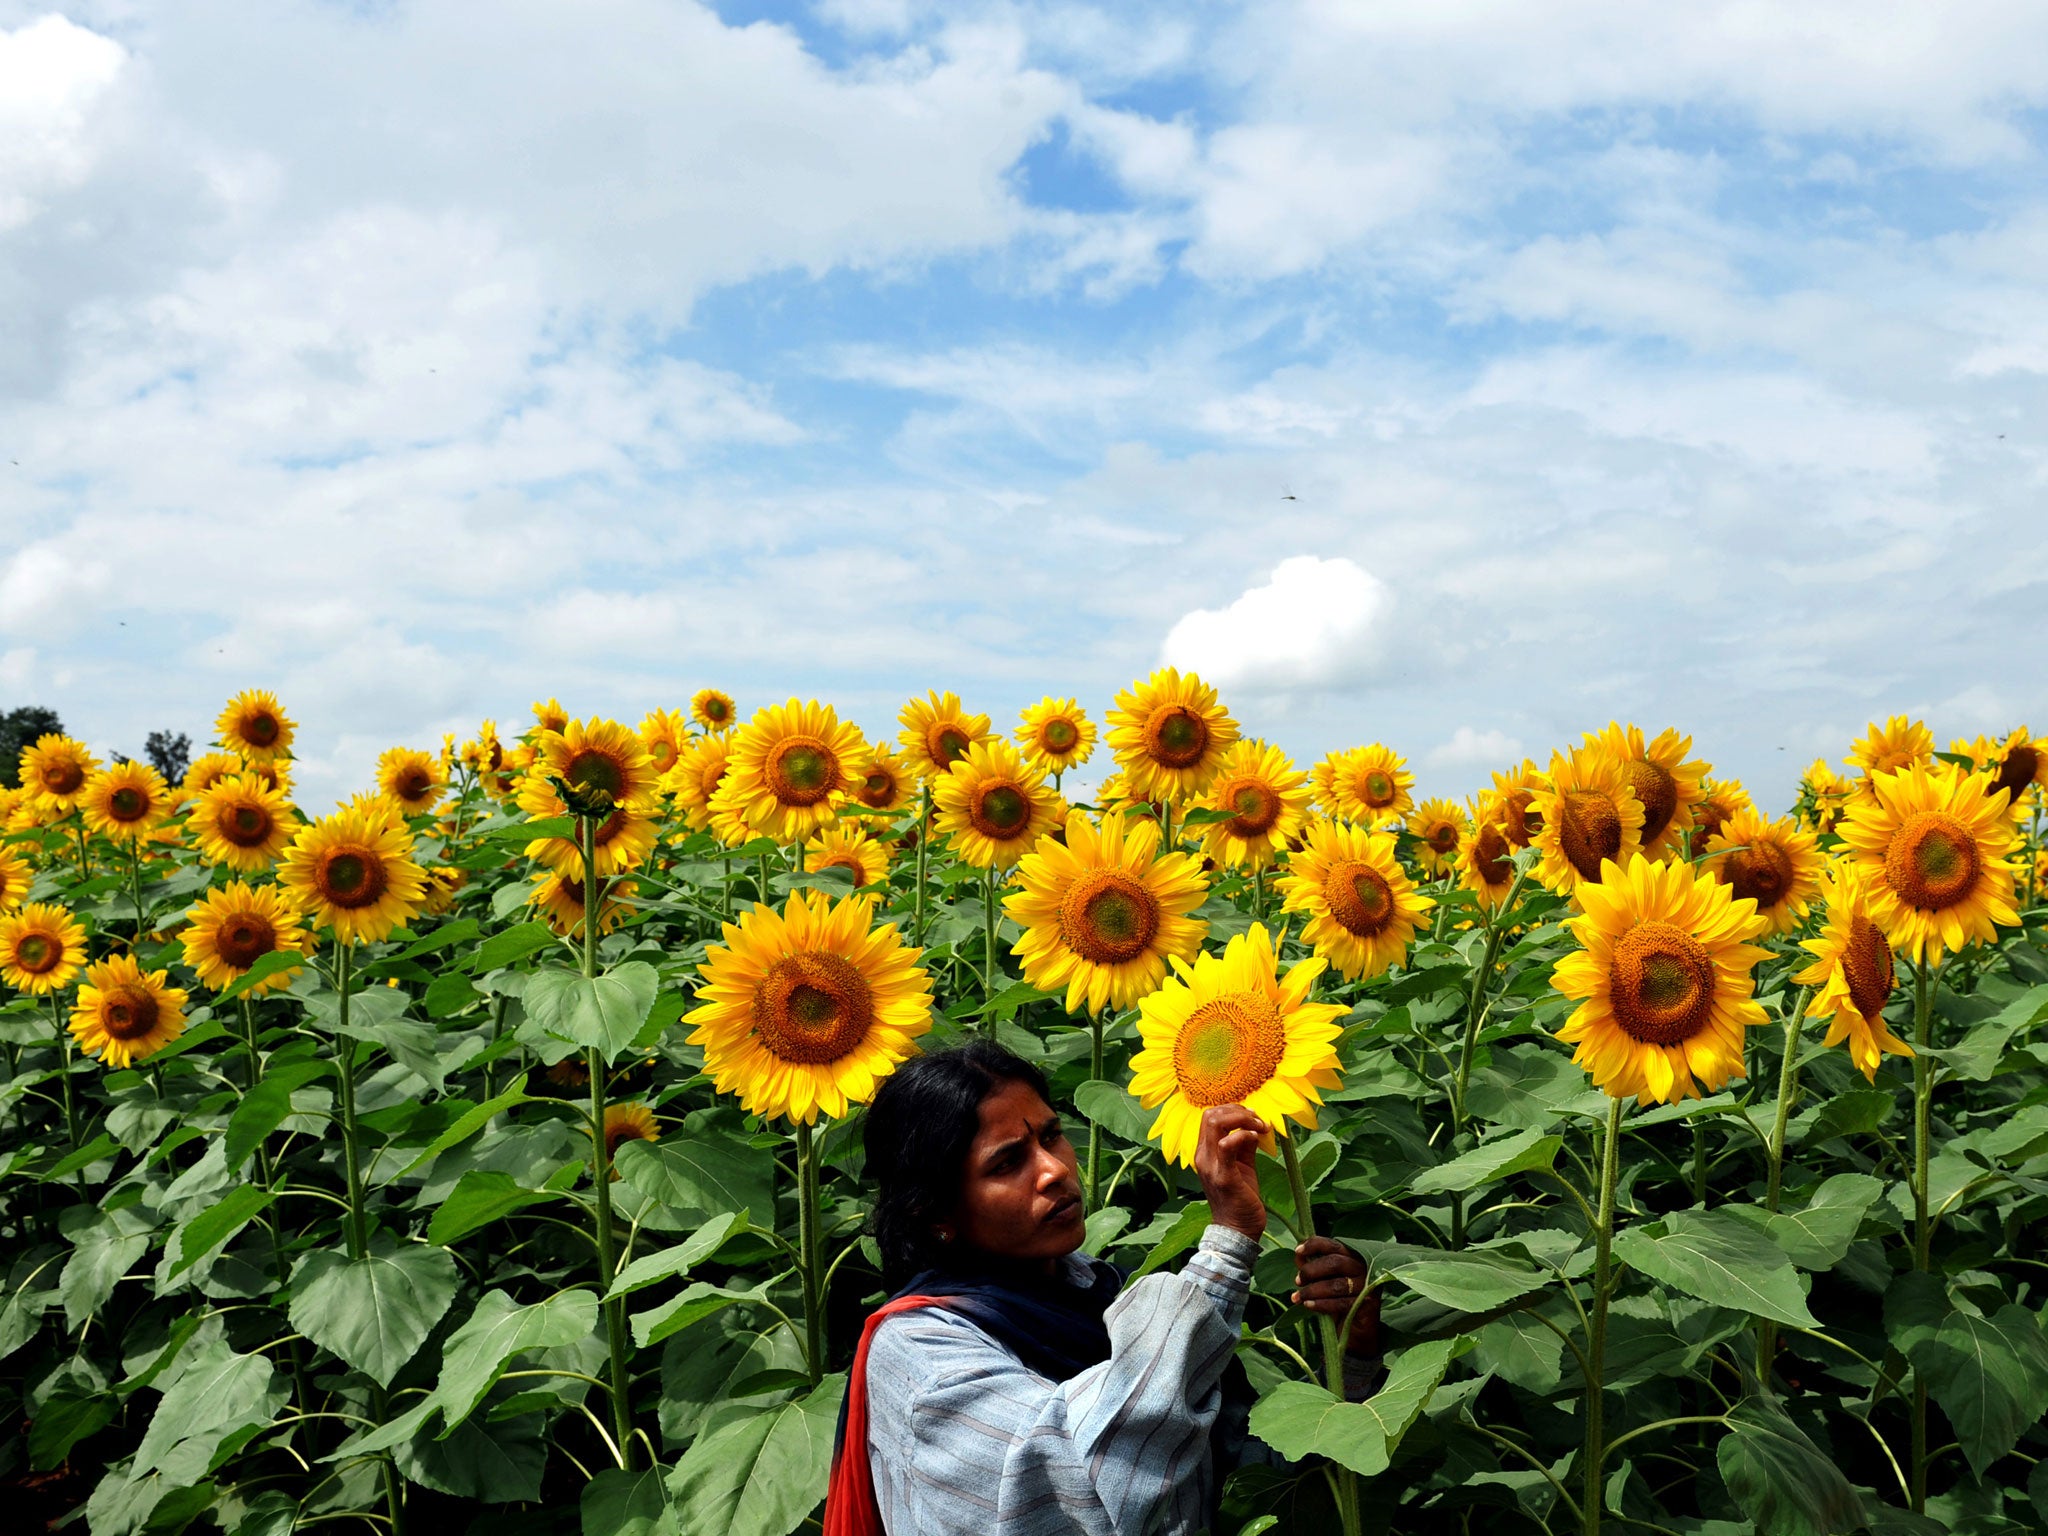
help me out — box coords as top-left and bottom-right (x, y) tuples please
(948, 1078), (1086, 1270)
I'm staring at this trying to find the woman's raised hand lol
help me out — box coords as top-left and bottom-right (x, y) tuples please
(1193, 1104), (1268, 1241)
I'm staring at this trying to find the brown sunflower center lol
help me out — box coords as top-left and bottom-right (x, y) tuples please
(225, 804), (273, 846)
(1057, 869), (1161, 965)
(1884, 811), (1981, 912)
(603, 1108), (658, 1160)
(1608, 921), (1716, 1046)
(1217, 777), (1281, 836)
(1360, 770), (1396, 809)
(1324, 860), (1395, 938)
(1622, 759), (1678, 844)
(316, 844), (390, 910)
(1844, 913), (1895, 1021)
(100, 984), (162, 1041)
(216, 913), (278, 969)
(243, 712), (280, 747)
(969, 782), (1032, 841)
(397, 767), (433, 802)
(1721, 839), (1795, 911)
(814, 852), (866, 883)
(1472, 824), (1513, 886)
(1173, 990), (1286, 1106)
(765, 736), (839, 806)
(1505, 791), (1542, 846)
(928, 723), (972, 770)
(751, 951), (875, 1065)
(704, 697), (732, 723)
(1560, 790), (1623, 881)
(1042, 718), (1079, 753)
(41, 760), (85, 796)
(857, 769), (897, 809)
(1144, 705), (1209, 770)
(109, 786), (148, 822)
(14, 933), (58, 974)
(1427, 820), (1460, 855)
(1995, 747), (2039, 803)
(566, 747), (627, 802)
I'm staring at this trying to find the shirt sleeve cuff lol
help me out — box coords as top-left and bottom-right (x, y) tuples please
(1195, 1222), (1261, 1275)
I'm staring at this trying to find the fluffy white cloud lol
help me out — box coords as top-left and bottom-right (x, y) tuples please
(0, 15), (124, 231)
(1427, 727), (1525, 771)
(1160, 557), (1391, 693)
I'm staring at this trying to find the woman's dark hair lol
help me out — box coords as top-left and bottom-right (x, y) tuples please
(865, 1040), (1051, 1287)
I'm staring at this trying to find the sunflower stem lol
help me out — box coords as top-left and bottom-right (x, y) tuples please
(333, 944), (370, 1261)
(1451, 865), (1526, 1131)
(581, 812), (636, 1468)
(71, 814), (89, 879)
(981, 866), (1001, 1020)
(1584, 1093), (1625, 1536)
(127, 840), (148, 952)
(50, 994), (81, 1162)
(759, 853), (774, 908)
(1757, 985), (1812, 1380)
(1085, 1012), (1106, 1208)
(1910, 956), (1939, 1513)
(796, 1118), (825, 1384)
(1279, 1132), (1360, 1536)
(913, 785), (932, 947)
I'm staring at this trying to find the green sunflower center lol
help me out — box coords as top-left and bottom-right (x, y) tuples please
(567, 747), (626, 801)
(766, 738), (838, 806)
(244, 712), (280, 747)
(1560, 790), (1623, 882)
(1885, 811), (1981, 912)
(1220, 777), (1281, 837)
(15, 933), (56, 973)
(1145, 705), (1209, 770)
(317, 845), (390, 910)
(109, 787), (147, 821)
(1043, 719), (1079, 753)
(101, 984), (162, 1041)
(971, 783), (1031, 840)
(1173, 990), (1286, 1106)
(216, 914), (278, 969)
(226, 804), (271, 845)
(1722, 838), (1795, 911)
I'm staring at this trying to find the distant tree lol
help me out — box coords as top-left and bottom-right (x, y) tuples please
(0, 706), (64, 788)
(145, 731), (192, 786)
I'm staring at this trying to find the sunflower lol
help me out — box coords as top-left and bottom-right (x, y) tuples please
(851, 744), (913, 814)
(1006, 809), (1209, 1015)
(531, 870), (631, 937)
(1407, 797), (1469, 879)
(0, 902), (87, 994)
(0, 849), (29, 911)
(421, 865), (466, 915)
(520, 788), (658, 878)
(376, 747), (447, 818)
(1800, 758), (1854, 836)
(1837, 761), (2019, 964)
(1551, 853), (1772, 1104)
(535, 717), (662, 814)
(1488, 761), (1546, 848)
(19, 735), (99, 812)
(244, 759), (293, 797)
(277, 807), (428, 945)
(806, 824), (891, 890)
(68, 956), (188, 1069)
(190, 773), (300, 873)
(599, 1103), (659, 1168)
(461, 721), (505, 775)
(1193, 741), (1312, 871)
(704, 781), (760, 849)
(216, 690), (295, 763)
(1127, 924), (1345, 1169)
(1690, 778), (1752, 858)
(722, 700), (868, 842)
(1277, 819), (1434, 981)
(3, 790), (51, 832)
(181, 883), (311, 994)
(1985, 727), (2047, 815)
(661, 735), (732, 829)
(683, 889), (933, 1125)
(183, 751), (246, 795)
(532, 697), (570, 736)
(1460, 797), (1519, 910)
(1094, 772), (1161, 820)
(1797, 861), (1911, 1081)
(692, 689), (739, 734)
(1846, 716), (1933, 802)
(898, 691), (993, 781)
(1317, 744), (1414, 827)
(1585, 724), (1706, 861)
(1016, 698), (1097, 778)
(639, 709), (691, 777)
(79, 761), (171, 843)
(931, 740), (1065, 869)
(1530, 747), (1646, 897)
(1106, 668), (1238, 805)
(1701, 810), (1823, 935)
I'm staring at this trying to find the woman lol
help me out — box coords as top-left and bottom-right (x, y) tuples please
(827, 1040), (1379, 1536)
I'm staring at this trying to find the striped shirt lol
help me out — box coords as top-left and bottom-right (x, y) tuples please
(863, 1223), (1261, 1536)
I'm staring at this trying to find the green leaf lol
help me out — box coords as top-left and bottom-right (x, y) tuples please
(28, 1377), (116, 1469)
(1796, 1087), (1896, 1146)
(215, 949), (308, 1003)
(614, 1121), (774, 1225)
(1391, 1255), (1547, 1314)
(666, 1373), (846, 1536)
(132, 1336), (288, 1484)
(1472, 1311), (1565, 1393)
(289, 1237), (459, 1387)
(660, 1317), (807, 1447)
(632, 1280), (773, 1349)
(1072, 1078), (1156, 1145)
(493, 814), (577, 844)
(606, 1212), (748, 1301)
(43, 1130), (119, 1181)
(1410, 1129), (1562, 1195)
(58, 1205), (153, 1329)
(1753, 1174), (1884, 1270)
(470, 920), (560, 974)
(1258, 1133), (1339, 1227)
(434, 1288), (600, 1429)
(424, 971), (483, 1017)
(1248, 1337), (1473, 1476)
(224, 1062), (330, 1173)
(167, 1184), (276, 1281)
(583, 1467), (675, 1536)
(1908, 1303), (2048, 1477)
(1132, 1201), (1212, 1280)
(395, 1409), (547, 1502)
(429, 1168), (564, 1245)
(388, 1087), (530, 1180)
(1716, 1396), (1866, 1536)
(526, 962), (660, 1063)
(1612, 1210), (1816, 1327)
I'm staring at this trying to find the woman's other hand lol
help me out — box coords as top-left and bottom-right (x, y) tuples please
(1291, 1236), (1380, 1355)
(1194, 1104), (1268, 1241)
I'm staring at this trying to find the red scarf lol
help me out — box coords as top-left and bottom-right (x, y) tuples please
(823, 1295), (955, 1536)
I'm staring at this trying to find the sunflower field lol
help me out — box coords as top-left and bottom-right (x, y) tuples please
(5, 681), (2048, 1536)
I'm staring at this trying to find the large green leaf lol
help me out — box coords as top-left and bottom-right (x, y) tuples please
(660, 1317), (807, 1447)
(469, 919), (561, 974)
(1409, 1128), (1562, 1195)
(433, 1288), (601, 1429)
(58, 1204), (153, 1329)
(429, 1167), (571, 1245)
(1909, 1303), (2048, 1477)
(606, 1212), (748, 1301)
(1612, 1210), (1816, 1327)
(1716, 1397), (1866, 1536)
(289, 1237), (459, 1387)
(388, 1086), (531, 1181)
(1248, 1337), (1473, 1476)
(1073, 1078), (1156, 1145)
(614, 1119), (774, 1225)
(584, 1467), (676, 1536)
(1796, 1087), (1897, 1147)
(224, 1061), (330, 1173)
(1473, 1311), (1565, 1393)
(394, 1409), (547, 1502)
(1723, 1173), (1884, 1270)
(666, 1372), (846, 1536)
(1131, 1201), (1212, 1280)
(1391, 1254), (1547, 1314)
(166, 1183), (277, 1281)
(632, 1280), (773, 1349)
(28, 1375), (116, 1470)
(525, 962), (660, 1063)
(131, 1336), (288, 1486)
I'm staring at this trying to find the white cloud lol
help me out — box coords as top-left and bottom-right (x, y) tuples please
(0, 15), (125, 231)
(1426, 726), (1524, 771)
(1160, 556), (1392, 693)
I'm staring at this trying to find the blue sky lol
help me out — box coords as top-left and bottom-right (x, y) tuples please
(2, 0), (2045, 810)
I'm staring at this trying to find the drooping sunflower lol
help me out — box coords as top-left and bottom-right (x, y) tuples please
(1194, 740), (1312, 871)
(1800, 758), (1854, 836)
(80, 761), (171, 843)
(276, 807), (428, 945)
(1276, 818), (1434, 981)
(19, 734), (99, 813)
(519, 719), (663, 876)
(1584, 724), (1706, 861)
(1985, 727), (2047, 815)
(898, 691), (992, 782)
(1551, 853), (1772, 1105)
(1106, 668), (1238, 805)
(1006, 809), (1209, 1015)
(1127, 924), (1346, 1169)
(931, 740), (1065, 869)
(421, 865), (466, 914)
(531, 870), (631, 937)
(461, 721), (506, 776)
(69, 955), (188, 1068)
(1407, 797), (1470, 879)
(662, 736), (734, 832)
(376, 747), (447, 819)
(1837, 761), (2019, 964)
(1690, 778), (1752, 857)
(691, 689), (739, 734)
(532, 697), (570, 736)
(639, 709), (691, 777)
(850, 744), (913, 815)
(190, 773), (300, 873)
(0, 902), (87, 994)
(182, 751), (246, 795)
(1460, 797), (1519, 910)
(216, 690), (295, 763)
(1529, 747), (1646, 898)
(599, 1103), (659, 1168)
(1488, 761), (1546, 848)
(806, 824), (891, 890)
(243, 758), (293, 797)
(1016, 698), (1097, 779)
(181, 883), (311, 995)
(0, 849), (29, 911)
(1846, 716), (1933, 802)
(1797, 861), (1912, 1081)
(1094, 771), (1161, 820)
(1318, 744), (1414, 827)
(723, 700), (869, 842)
(520, 785), (658, 877)
(1701, 810), (1824, 935)
(704, 780), (760, 848)
(683, 889), (933, 1125)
